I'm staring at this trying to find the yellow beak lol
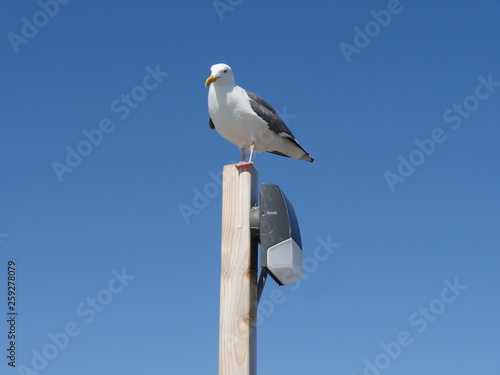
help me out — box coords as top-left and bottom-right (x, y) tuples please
(205, 75), (218, 86)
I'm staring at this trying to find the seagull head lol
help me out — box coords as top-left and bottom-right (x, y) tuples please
(205, 63), (235, 87)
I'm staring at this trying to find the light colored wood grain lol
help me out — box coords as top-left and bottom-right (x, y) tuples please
(219, 164), (258, 375)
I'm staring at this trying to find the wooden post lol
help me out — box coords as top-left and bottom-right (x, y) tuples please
(219, 164), (258, 375)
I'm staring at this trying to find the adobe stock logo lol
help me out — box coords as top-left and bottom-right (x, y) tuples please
(213, 0), (243, 21)
(16, 268), (135, 375)
(255, 235), (340, 328)
(352, 277), (467, 375)
(178, 168), (225, 224)
(7, 0), (71, 54)
(339, 0), (410, 64)
(51, 64), (169, 182)
(384, 74), (500, 192)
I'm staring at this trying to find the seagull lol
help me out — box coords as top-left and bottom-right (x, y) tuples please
(205, 63), (314, 165)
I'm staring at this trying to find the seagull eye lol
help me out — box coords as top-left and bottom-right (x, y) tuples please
(223, 69), (228, 73)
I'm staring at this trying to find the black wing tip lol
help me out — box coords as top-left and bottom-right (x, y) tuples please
(268, 150), (315, 163)
(209, 118), (215, 130)
(301, 154), (315, 162)
(267, 150), (290, 158)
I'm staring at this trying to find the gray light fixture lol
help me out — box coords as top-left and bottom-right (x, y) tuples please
(250, 183), (303, 286)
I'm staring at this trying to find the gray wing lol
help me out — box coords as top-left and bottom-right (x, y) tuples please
(245, 90), (308, 155)
(245, 90), (296, 140)
(245, 90), (314, 160)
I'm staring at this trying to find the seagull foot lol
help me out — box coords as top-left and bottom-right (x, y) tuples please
(235, 161), (253, 171)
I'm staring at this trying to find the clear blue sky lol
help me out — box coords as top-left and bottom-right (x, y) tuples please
(1, 1), (500, 374)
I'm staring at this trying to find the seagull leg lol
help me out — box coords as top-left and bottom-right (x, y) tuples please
(236, 146), (254, 169)
(248, 145), (255, 163)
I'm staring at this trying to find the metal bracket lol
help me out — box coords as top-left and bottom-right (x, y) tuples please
(257, 268), (268, 304)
